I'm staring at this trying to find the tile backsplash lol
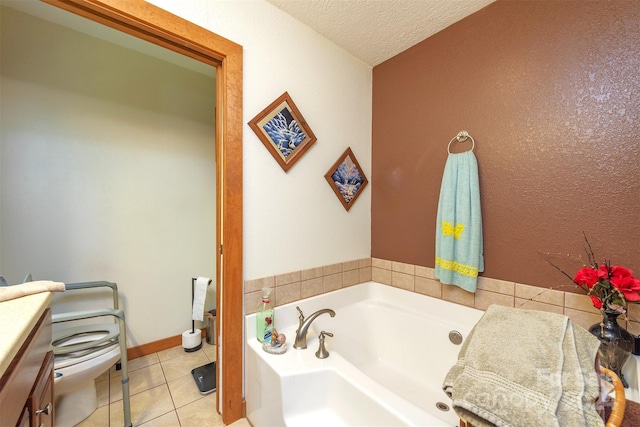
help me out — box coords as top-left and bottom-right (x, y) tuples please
(244, 258), (372, 315)
(244, 257), (640, 335)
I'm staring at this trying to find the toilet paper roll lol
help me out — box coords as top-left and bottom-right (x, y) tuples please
(192, 277), (210, 322)
(182, 329), (202, 349)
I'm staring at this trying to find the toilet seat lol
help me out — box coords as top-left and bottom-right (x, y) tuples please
(53, 337), (121, 427)
(49, 280), (131, 427)
(53, 325), (120, 369)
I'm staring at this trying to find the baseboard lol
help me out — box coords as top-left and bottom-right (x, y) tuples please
(127, 328), (208, 360)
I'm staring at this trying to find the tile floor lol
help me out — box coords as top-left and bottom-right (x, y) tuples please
(76, 341), (250, 427)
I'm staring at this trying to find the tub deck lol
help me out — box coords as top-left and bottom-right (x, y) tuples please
(246, 282), (483, 426)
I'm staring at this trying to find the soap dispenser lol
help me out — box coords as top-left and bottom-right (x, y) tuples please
(256, 287), (274, 343)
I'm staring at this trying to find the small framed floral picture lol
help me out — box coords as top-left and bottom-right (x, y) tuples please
(248, 92), (317, 172)
(325, 147), (368, 211)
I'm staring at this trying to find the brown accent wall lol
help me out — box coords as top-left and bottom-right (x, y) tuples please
(372, 0), (640, 290)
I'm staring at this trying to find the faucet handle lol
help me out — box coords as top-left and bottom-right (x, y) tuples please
(315, 331), (333, 359)
(296, 306), (305, 321)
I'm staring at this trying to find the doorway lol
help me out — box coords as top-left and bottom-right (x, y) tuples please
(38, 0), (244, 423)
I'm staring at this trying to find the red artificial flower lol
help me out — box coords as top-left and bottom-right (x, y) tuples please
(574, 267), (607, 289)
(611, 275), (640, 301)
(590, 295), (603, 309)
(608, 265), (633, 279)
(547, 235), (639, 312)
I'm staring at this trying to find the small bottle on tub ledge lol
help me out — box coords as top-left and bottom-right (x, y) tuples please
(256, 287), (274, 343)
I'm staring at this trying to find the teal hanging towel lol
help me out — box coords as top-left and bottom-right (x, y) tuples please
(435, 132), (484, 292)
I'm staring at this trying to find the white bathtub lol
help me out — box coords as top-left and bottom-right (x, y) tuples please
(246, 281), (640, 426)
(245, 281), (484, 426)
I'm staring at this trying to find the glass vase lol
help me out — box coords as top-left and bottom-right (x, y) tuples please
(589, 310), (634, 387)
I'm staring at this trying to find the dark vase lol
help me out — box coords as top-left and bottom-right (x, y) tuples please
(589, 310), (634, 388)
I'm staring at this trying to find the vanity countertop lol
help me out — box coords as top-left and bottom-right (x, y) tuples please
(0, 292), (52, 378)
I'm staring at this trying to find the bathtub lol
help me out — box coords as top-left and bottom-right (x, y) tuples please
(246, 281), (640, 426)
(245, 281), (484, 426)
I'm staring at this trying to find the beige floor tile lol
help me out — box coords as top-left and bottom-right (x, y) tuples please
(110, 362), (166, 403)
(227, 418), (251, 427)
(75, 404), (109, 427)
(111, 353), (160, 378)
(202, 342), (217, 361)
(160, 350), (209, 382)
(110, 384), (175, 427)
(101, 350), (248, 427)
(138, 410), (181, 427)
(157, 345), (192, 362)
(176, 393), (223, 427)
(96, 378), (110, 407)
(167, 372), (209, 408)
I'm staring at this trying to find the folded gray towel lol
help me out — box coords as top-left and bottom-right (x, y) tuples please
(0, 280), (65, 302)
(443, 305), (604, 427)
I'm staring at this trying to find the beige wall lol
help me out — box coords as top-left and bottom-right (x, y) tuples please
(148, 0), (373, 282)
(2, 0), (375, 346)
(371, 0), (640, 291)
(0, 6), (217, 345)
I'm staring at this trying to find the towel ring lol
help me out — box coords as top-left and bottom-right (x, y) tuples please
(447, 130), (475, 154)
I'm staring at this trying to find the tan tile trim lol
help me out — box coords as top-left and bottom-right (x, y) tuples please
(244, 258), (372, 314)
(244, 258), (610, 328)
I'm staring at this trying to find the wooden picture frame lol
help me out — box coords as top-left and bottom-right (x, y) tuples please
(248, 92), (317, 172)
(325, 147), (368, 211)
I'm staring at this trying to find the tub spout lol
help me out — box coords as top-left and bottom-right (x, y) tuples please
(294, 306), (336, 349)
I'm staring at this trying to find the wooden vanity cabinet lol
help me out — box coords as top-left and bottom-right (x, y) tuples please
(0, 308), (54, 427)
(27, 350), (54, 427)
(16, 361), (54, 427)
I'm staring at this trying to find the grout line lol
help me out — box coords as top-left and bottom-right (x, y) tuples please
(160, 356), (175, 413)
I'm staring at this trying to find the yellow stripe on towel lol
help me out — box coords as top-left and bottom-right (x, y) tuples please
(435, 257), (479, 278)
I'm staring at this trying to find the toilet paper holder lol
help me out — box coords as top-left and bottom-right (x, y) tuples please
(183, 277), (212, 353)
(191, 277), (212, 333)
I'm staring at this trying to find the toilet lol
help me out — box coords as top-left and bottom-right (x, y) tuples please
(52, 324), (122, 427)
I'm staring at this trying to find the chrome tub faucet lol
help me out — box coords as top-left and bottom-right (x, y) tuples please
(293, 306), (336, 349)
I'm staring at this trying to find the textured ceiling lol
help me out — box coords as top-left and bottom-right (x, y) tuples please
(266, 0), (496, 66)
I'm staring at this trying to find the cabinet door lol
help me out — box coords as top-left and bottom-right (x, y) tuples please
(0, 308), (52, 426)
(29, 351), (54, 427)
(17, 406), (30, 427)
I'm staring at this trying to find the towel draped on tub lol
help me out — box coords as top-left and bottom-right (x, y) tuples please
(435, 150), (483, 292)
(443, 305), (604, 427)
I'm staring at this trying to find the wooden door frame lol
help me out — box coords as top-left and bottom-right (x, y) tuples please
(41, 0), (244, 423)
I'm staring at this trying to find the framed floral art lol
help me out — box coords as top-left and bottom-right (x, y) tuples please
(248, 92), (317, 172)
(325, 147), (368, 211)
